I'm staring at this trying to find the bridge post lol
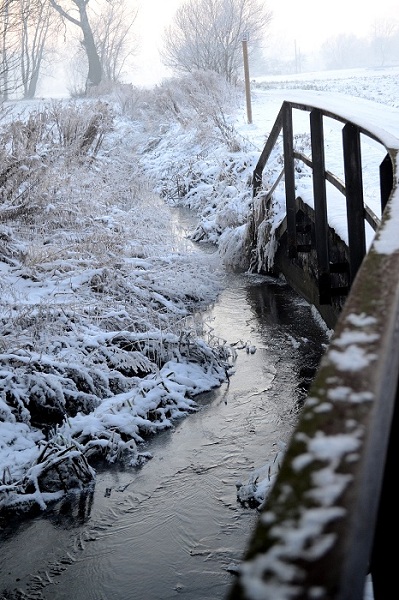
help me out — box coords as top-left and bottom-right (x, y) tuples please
(380, 153), (394, 212)
(310, 109), (331, 304)
(282, 102), (297, 258)
(342, 123), (366, 283)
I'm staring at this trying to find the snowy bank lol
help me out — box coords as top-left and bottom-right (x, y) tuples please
(0, 94), (233, 512)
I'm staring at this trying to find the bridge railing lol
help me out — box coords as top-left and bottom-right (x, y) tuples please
(228, 95), (399, 599)
(253, 100), (392, 296)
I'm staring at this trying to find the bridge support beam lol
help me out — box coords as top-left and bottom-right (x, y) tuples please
(283, 103), (297, 258)
(342, 123), (367, 283)
(310, 109), (331, 304)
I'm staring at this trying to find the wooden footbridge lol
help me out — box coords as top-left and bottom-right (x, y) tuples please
(228, 92), (399, 600)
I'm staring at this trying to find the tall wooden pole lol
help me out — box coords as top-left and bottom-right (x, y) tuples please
(242, 32), (252, 124)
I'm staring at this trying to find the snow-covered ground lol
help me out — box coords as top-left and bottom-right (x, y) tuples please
(1, 65), (399, 516)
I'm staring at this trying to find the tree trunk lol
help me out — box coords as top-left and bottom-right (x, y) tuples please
(78, 3), (101, 89)
(25, 66), (39, 99)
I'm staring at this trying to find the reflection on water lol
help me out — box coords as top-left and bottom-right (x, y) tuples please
(50, 486), (95, 529)
(0, 270), (329, 600)
(0, 486), (95, 539)
(246, 276), (328, 406)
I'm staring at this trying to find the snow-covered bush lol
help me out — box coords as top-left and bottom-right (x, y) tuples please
(153, 71), (243, 150)
(0, 100), (114, 224)
(0, 95), (234, 512)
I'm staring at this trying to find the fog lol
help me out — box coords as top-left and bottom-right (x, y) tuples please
(132, 0), (399, 86)
(37, 0), (399, 94)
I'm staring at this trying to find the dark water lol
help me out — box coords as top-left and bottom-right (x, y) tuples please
(0, 271), (329, 600)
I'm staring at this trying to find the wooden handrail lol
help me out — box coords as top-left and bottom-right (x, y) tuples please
(228, 94), (399, 600)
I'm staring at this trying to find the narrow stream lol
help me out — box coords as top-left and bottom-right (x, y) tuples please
(0, 209), (330, 600)
(0, 274), (328, 600)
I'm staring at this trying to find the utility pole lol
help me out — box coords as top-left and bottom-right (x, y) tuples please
(242, 31), (252, 124)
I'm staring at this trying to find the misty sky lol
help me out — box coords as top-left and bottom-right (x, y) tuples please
(40, 0), (398, 94)
(269, 0), (396, 51)
(133, 0), (397, 86)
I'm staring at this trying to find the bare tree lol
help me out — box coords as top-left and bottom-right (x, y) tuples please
(371, 18), (398, 67)
(161, 0), (272, 84)
(90, 0), (138, 83)
(321, 34), (369, 70)
(18, 0), (59, 98)
(49, 0), (102, 90)
(0, 0), (20, 99)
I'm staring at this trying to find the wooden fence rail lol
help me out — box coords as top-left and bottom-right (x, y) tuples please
(227, 94), (399, 600)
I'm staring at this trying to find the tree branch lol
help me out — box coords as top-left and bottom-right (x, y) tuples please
(49, 0), (81, 27)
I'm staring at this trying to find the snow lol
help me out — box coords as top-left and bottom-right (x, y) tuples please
(1, 65), (399, 529)
(292, 431), (360, 474)
(329, 345), (377, 371)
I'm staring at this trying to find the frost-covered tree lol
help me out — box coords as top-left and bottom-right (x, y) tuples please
(92, 0), (138, 83)
(371, 18), (398, 67)
(0, 1), (58, 100)
(321, 33), (370, 70)
(19, 0), (59, 98)
(161, 0), (272, 84)
(49, 0), (102, 90)
(0, 0), (20, 99)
